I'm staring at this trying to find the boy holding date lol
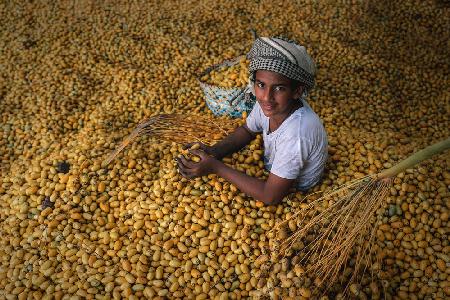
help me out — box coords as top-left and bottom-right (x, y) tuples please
(177, 37), (328, 205)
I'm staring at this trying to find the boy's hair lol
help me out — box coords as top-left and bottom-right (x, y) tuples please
(247, 37), (316, 94)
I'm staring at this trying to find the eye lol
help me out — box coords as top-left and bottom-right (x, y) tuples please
(256, 82), (264, 89)
(274, 86), (286, 92)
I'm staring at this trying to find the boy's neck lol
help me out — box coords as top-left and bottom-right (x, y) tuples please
(269, 101), (302, 132)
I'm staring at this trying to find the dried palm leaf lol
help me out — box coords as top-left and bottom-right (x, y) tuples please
(103, 114), (239, 166)
(269, 137), (450, 294)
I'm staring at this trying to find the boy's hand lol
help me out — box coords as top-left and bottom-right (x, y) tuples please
(177, 149), (219, 178)
(183, 142), (218, 158)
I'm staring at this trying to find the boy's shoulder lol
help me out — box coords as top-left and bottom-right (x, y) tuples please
(286, 103), (325, 137)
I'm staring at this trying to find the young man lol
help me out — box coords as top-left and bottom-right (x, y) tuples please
(177, 37), (328, 205)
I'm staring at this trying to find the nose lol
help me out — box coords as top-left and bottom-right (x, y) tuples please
(260, 87), (273, 103)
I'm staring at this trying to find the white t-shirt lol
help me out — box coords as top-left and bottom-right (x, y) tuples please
(246, 99), (328, 191)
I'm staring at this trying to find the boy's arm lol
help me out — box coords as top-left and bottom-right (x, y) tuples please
(208, 125), (257, 159)
(177, 150), (294, 205)
(213, 161), (295, 205)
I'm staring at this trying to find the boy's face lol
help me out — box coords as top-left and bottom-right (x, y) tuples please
(254, 70), (304, 118)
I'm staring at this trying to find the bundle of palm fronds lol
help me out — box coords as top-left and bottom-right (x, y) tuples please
(103, 113), (240, 166)
(268, 137), (450, 294)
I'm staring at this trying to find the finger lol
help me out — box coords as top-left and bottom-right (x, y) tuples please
(178, 167), (193, 178)
(189, 149), (208, 159)
(178, 155), (196, 168)
(177, 158), (195, 174)
(176, 159), (194, 178)
(176, 157), (189, 170)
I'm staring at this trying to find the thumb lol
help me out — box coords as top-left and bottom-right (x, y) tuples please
(189, 149), (208, 159)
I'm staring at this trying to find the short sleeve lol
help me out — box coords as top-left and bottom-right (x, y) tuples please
(245, 102), (263, 133)
(270, 136), (311, 180)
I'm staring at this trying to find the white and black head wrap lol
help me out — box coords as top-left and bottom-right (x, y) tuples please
(247, 37), (316, 98)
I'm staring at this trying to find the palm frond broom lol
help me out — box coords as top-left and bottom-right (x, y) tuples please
(269, 137), (450, 294)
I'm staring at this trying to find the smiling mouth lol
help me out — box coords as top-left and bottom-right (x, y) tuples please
(262, 104), (275, 110)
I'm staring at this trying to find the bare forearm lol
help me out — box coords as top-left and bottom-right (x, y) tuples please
(179, 128), (293, 205)
(212, 160), (286, 205)
(214, 160), (266, 200)
(210, 125), (255, 159)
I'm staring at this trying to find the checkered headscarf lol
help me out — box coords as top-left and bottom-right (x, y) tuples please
(247, 37), (316, 93)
